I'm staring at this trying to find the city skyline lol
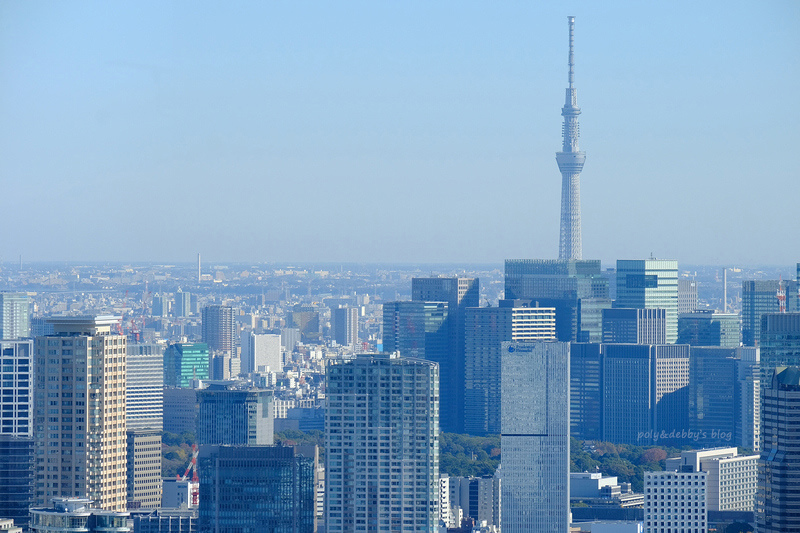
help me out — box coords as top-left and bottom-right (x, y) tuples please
(1, 2), (798, 265)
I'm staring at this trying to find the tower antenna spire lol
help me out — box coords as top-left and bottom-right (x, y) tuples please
(556, 15), (586, 260)
(568, 15), (575, 89)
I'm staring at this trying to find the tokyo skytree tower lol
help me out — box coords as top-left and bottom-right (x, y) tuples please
(556, 16), (586, 260)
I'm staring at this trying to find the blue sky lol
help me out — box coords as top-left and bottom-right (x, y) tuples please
(1, 1), (798, 265)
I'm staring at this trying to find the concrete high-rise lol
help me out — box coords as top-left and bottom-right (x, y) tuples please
(240, 332), (282, 374)
(601, 308), (666, 344)
(331, 306), (358, 349)
(501, 341), (570, 533)
(464, 300), (556, 435)
(756, 366), (800, 532)
(125, 343), (164, 510)
(616, 259), (679, 343)
(556, 16), (586, 260)
(644, 469), (707, 533)
(412, 276), (479, 433)
(0, 292), (29, 339)
(34, 316), (127, 511)
(201, 305), (236, 354)
(325, 353), (439, 533)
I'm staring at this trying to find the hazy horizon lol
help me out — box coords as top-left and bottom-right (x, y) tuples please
(2, 1), (798, 265)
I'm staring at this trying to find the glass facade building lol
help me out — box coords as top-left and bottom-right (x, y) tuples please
(325, 353), (440, 533)
(569, 342), (603, 441)
(504, 259), (610, 343)
(677, 311), (741, 347)
(501, 341), (569, 533)
(196, 383), (273, 446)
(756, 367), (800, 532)
(615, 259), (679, 344)
(163, 343), (209, 388)
(758, 313), (800, 386)
(742, 280), (798, 346)
(198, 445), (317, 533)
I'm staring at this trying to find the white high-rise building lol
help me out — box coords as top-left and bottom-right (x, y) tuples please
(501, 341), (569, 533)
(0, 292), (29, 340)
(644, 469), (707, 533)
(240, 332), (282, 374)
(0, 339), (33, 436)
(34, 316), (128, 511)
(325, 353), (439, 532)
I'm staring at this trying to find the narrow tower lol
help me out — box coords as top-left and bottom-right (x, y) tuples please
(556, 16), (586, 260)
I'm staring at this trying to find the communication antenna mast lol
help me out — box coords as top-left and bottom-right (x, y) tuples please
(777, 277), (786, 314)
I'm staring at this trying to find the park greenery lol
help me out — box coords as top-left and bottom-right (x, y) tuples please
(161, 429), (711, 492)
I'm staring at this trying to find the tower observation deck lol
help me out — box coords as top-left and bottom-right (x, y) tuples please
(556, 16), (586, 260)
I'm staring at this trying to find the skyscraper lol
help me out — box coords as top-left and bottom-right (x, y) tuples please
(756, 366), (800, 532)
(163, 342), (209, 387)
(325, 353), (439, 533)
(504, 259), (610, 342)
(196, 382), (274, 446)
(411, 276), (479, 434)
(0, 339), (35, 528)
(759, 312), (800, 386)
(240, 332), (282, 374)
(464, 301), (556, 435)
(601, 308), (666, 344)
(201, 305), (236, 354)
(501, 341), (570, 533)
(331, 306), (358, 349)
(0, 292), (29, 339)
(602, 343), (689, 445)
(199, 445), (318, 533)
(556, 16), (586, 260)
(569, 342), (603, 441)
(677, 310), (741, 347)
(615, 259), (679, 343)
(742, 279), (798, 346)
(34, 316), (128, 510)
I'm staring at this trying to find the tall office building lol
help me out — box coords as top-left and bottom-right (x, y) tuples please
(505, 259), (610, 342)
(602, 343), (689, 445)
(556, 16), (586, 260)
(756, 366), (800, 532)
(151, 295), (167, 318)
(0, 339), (34, 528)
(742, 279), (798, 346)
(688, 347), (739, 448)
(126, 343), (164, 510)
(201, 305), (236, 353)
(382, 301), (452, 429)
(464, 301), (556, 435)
(240, 332), (282, 374)
(411, 276), (479, 434)
(331, 306), (358, 349)
(677, 279), (698, 314)
(325, 353), (439, 533)
(677, 310), (741, 347)
(0, 292), (29, 339)
(196, 382), (274, 446)
(601, 308), (666, 344)
(569, 342), (603, 441)
(163, 387), (198, 435)
(163, 342), (209, 387)
(174, 290), (192, 318)
(758, 312), (800, 386)
(501, 341), (570, 533)
(198, 445), (318, 533)
(616, 259), (679, 343)
(34, 316), (127, 510)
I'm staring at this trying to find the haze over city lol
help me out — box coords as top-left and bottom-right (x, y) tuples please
(1, 1), (798, 265)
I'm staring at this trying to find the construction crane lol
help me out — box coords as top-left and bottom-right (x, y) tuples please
(177, 444), (200, 506)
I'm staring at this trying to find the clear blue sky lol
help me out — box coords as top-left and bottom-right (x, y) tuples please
(1, 1), (798, 266)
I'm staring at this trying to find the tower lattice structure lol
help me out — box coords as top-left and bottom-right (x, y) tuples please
(556, 16), (586, 260)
